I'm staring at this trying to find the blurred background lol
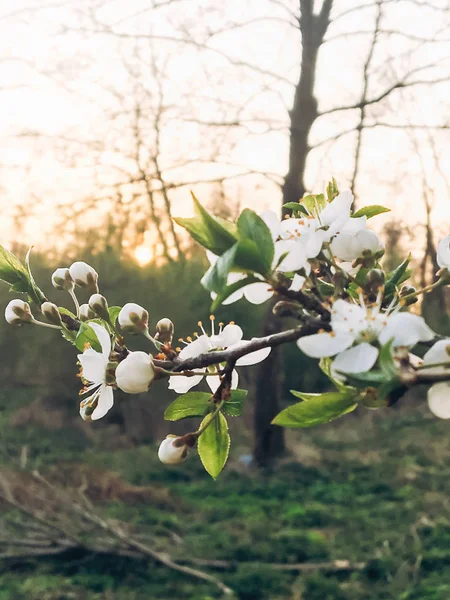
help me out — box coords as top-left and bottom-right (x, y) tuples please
(0, 1), (449, 598)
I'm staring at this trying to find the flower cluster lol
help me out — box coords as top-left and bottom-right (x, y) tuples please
(2, 181), (450, 478)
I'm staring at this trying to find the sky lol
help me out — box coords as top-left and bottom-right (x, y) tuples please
(0, 0), (449, 262)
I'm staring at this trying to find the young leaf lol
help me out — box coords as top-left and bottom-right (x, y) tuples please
(301, 194), (327, 215)
(352, 205), (391, 219)
(198, 412), (230, 479)
(75, 321), (103, 353)
(0, 245), (30, 293)
(164, 392), (212, 421)
(236, 209), (274, 276)
(283, 202), (308, 215)
(326, 178), (339, 201)
(378, 340), (397, 380)
(201, 244), (239, 293)
(25, 247), (46, 306)
(342, 370), (386, 388)
(223, 389), (248, 417)
(272, 392), (357, 428)
(108, 306), (122, 327)
(173, 193), (237, 255)
(210, 275), (261, 311)
(384, 255), (412, 302)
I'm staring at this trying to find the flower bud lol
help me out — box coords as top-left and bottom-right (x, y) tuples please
(155, 318), (174, 344)
(5, 299), (33, 326)
(118, 303), (149, 334)
(158, 435), (188, 465)
(115, 351), (155, 393)
(41, 302), (62, 326)
(51, 268), (74, 291)
(88, 294), (109, 321)
(367, 269), (385, 286)
(69, 261), (98, 291)
(400, 285), (418, 306)
(79, 303), (96, 322)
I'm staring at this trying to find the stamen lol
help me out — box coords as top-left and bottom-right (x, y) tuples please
(209, 315), (215, 336)
(186, 336), (193, 343)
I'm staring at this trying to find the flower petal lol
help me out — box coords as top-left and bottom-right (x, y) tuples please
(297, 332), (354, 358)
(78, 349), (106, 383)
(243, 282), (274, 304)
(91, 385), (114, 420)
(437, 236), (450, 269)
(235, 341), (271, 366)
(428, 382), (450, 419)
(275, 239), (308, 272)
(379, 313), (435, 348)
(178, 335), (210, 359)
(260, 210), (280, 242)
(88, 322), (112, 359)
(206, 369), (239, 393)
(332, 343), (379, 375)
(289, 274), (306, 292)
(169, 374), (203, 394)
(218, 323), (244, 347)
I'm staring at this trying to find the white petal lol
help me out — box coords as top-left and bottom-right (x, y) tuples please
(289, 274), (306, 292)
(178, 336), (210, 359)
(339, 216), (367, 234)
(275, 240), (308, 272)
(302, 231), (326, 259)
(330, 233), (356, 261)
(88, 322), (111, 358)
(221, 289), (245, 305)
(78, 349), (106, 383)
(331, 300), (367, 336)
(437, 236), (450, 269)
(218, 324), (243, 347)
(297, 332), (354, 358)
(243, 282), (274, 304)
(169, 374), (203, 394)
(320, 190), (353, 227)
(206, 369), (239, 393)
(421, 340), (450, 374)
(206, 250), (218, 266)
(428, 382), (450, 419)
(379, 313), (435, 348)
(332, 343), (379, 375)
(260, 210), (280, 242)
(91, 385), (114, 420)
(235, 341), (271, 366)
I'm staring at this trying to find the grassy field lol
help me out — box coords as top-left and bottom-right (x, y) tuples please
(0, 387), (450, 600)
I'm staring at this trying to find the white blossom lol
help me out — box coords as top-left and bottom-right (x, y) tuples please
(118, 303), (149, 332)
(297, 298), (434, 377)
(78, 323), (114, 420)
(5, 299), (32, 325)
(69, 261), (98, 289)
(331, 229), (384, 262)
(437, 236), (450, 270)
(79, 303), (96, 322)
(51, 267), (74, 291)
(420, 340), (450, 419)
(158, 436), (188, 464)
(115, 351), (155, 394)
(169, 318), (270, 394)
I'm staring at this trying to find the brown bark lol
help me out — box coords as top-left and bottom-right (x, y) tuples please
(253, 0), (334, 467)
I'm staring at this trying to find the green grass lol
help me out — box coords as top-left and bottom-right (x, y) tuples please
(0, 388), (450, 599)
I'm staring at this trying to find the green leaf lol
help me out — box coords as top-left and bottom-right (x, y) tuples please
(210, 275), (262, 311)
(173, 193), (237, 255)
(342, 370), (387, 388)
(108, 306), (122, 327)
(201, 244), (239, 293)
(283, 202), (308, 215)
(301, 194), (327, 215)
(319, 357), (349, 392)
(164, 392), (212, 421)
(378, 340), (397, 380)
(384, 255), (412, 302)
(317, 280), (335, 297)
(25, 247), (46, 306)
(198, 412), (230, 479)
(61, 327), (77, 345)
(223, 389), (248, 417)
(352, 205), (391, 219)
(272, 392), (357, 428)
(75, 321), (104, 353)
(0, 245), (30, 293)
(236, 209), (274, 276)
(326, 178), (339, 201)
(58, 307), (77, 319)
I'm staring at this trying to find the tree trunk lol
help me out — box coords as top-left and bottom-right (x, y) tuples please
(253, 0), (333, 467)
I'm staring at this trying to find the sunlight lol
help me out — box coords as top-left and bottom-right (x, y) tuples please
(134, 245), (153, 266)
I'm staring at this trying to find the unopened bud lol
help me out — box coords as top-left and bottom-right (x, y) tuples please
(79, 303), (96, 322)
(155, 318), (174, 343)
(5, 299), (33, 326)
(115, 351), (155, 393)
(158, 435), (188, 465)
(41, 302), (62, 326)
(272, 300), (304, 319)
(367, 269), (385, 286)
(88, 294), (109, 321)
(118, 303), (149, 334)
(437, 267), (450, 285)
(400, 285), (418, 306)
(51, 268), (74, 291)
(69, 261), (98, 291)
